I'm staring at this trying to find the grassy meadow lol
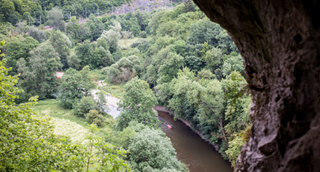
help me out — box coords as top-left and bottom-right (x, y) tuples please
(31, 99), (116, 143)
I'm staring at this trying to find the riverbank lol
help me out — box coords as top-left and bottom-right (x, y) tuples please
(153, 105), (220, 152)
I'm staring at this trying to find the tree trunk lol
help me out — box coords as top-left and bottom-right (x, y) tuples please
(192, 0), (320, 171)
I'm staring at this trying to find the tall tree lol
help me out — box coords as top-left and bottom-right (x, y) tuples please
(85, 14), (105, 41)
(1, 0), (15, 20)
(0, 48), (86, 171)
(16, 43), (61, 100)
(100, 21), (121, 53)
(128, 127), (188, 172)
(47, 7), (64, 30)
(5, 36), (39, 75)
(117, 77), (158, 130)
(49, 30), (72, 69)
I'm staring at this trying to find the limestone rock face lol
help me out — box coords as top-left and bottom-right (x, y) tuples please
(192, 0), (320, 171)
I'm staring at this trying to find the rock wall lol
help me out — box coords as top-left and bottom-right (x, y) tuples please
(192, 0), (320, 171)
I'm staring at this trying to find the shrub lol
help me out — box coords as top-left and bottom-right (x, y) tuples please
(73, 97), (98, 117)
(121, 31), (134, 39)
(85, 110), (104, 126)
(130, 39), (147, 48)
(139, 31), (147, 38)
(101, 66), (110, 75)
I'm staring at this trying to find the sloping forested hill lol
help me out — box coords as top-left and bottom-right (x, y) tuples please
(0, 0), (131, 25)
(0, 0), (252, 171)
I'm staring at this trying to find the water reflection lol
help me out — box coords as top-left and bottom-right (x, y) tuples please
(158, 111), (233, 172)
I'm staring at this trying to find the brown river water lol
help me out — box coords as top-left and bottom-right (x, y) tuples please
(157, 111), (233, 172)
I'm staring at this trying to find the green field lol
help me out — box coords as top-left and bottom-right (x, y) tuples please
(31, 99), (116, 143)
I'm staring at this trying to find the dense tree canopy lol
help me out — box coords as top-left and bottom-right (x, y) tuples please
(128, 127), (188, 172)
(5, 36), (39, 75)
(57, 66), (95, 109)
(16, 43), (61, 102)
(117, 77), (158, 130)
(0, 57), (86, 171)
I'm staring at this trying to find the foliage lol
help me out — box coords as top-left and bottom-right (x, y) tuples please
(100, 20), (121, 53)
(95, 91), (108, 113)
(185, 55), (204, 73)
(85, 109), (104, 126)
(225, 136), (245, 168)
(58, 66), (95, 109)
(107, 55), (141, 84)
(49, 30), (72, 69)
(0, 58), (87, 171)
(222, 53), (244, 77)
(128, 127), (188, 172)
(67, 54), (81, 70)
(84, 124), (132, 171)
(73, 96), (98, 117)
(85, 14), (105, 41)
(5, 36), (39, 75)
(28, 26), (47, 43)
(16, 43), (61, 101)
(75, 40), (112, 69)
(47, 7), (65, 30)
(116, 77), (159, 130)
(130, 39), (148, 48)
(139, 31), (147, 38)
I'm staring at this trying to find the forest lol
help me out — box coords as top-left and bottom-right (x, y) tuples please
(0, 0), (251, 171)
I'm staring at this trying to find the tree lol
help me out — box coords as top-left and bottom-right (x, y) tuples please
(133, 10), (150, 31)
(75, 40), (94, 67)
(49, 30), (72, 69)
(222, 54), (244, 77)
(155, 52), (185, 106)
(95, 91), (108, 113)
(84, 124), (131, 171)
(85, 110), (104, 126)
(47, 7), (64, 30)
(1, 0), (15, 19)
(5, 36), (39, 75)
(73, 96), (99, 117)
(186, 18), (222, 47)
(185, 55), (205, 73)
(128, 127), (188, 172)
(67, 54), (81, 70)
(85, 14), (105, 41)
(28, 26), (47, 43)
(100, 21), (121, 53)
(0, 51), (86, 171)
(107, 55), (141, 84)
(116, 77), (159, 130)
(66, 16), (81, 41)
(58, 66), (95, 109)
(16, 43), (61, 101)
(99, 47), (114, 67)
(7, 12), (20, 26)
(15, 20), (28, 34)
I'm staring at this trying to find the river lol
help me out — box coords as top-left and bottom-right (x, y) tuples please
(157, 111), (233, 172)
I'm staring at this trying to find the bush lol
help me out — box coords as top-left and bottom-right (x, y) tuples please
(107, 55), (141, 84)
(130, 39), (147, 48)
(85, 110), (104, 126)
(101, 66), (110, 75)
(73, 97), (98, 117)
(121, 31), (134, 39)
(139, 31), (147, 38)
